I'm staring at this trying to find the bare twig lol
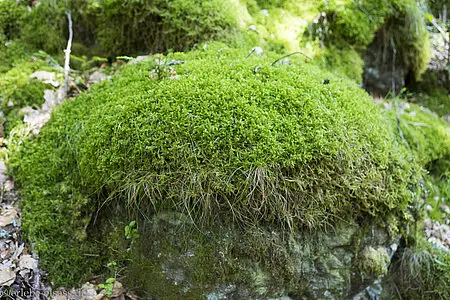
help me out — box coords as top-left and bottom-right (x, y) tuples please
(270, 51), (312, 66)
(63, 12), (73, 99)
(246, 48), (256, 59)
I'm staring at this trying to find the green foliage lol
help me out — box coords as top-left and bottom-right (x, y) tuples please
(389, 102), (450, 175)
(426, 0), (450, 17)
(18, 0), (237, 59)
(98, 277), (116, 298)
(423, 174), (450, 221)
(306, 0), (430, 81)
(0, 0), (26, 41)
(20, 1), (69, 56)
(124, 221), (139, 247)
(0, 1), (32, 72)
(12, 45), (420, 284)
(413, 71), (450, 117)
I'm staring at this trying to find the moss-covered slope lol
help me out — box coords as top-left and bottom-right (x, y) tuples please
(384, 102), (450, 176)
(11, 45), (419, 284)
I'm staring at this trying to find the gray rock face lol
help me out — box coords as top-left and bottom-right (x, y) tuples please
(120, 213), (399, 299)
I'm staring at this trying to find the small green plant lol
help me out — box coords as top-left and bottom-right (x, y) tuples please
(98, 277), (116, 298)
(124, 221), (139, 247)
(70, 55), (108, 73)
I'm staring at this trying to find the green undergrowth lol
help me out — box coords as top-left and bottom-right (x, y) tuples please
(0, 59), (55, 135)
(302, 0), (430, 84)
(387, 102), (450, 176)
(11, 44), (420, 285)
(386, 237), (450, 299)
(382, 97), (450, 298)
(414, 90), (450, 118)
(412, 71), (450, 117)
(8, 0), (238, 60)
(0, 1), (33, 72)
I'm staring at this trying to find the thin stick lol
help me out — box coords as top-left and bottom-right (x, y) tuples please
(63, 12), (73, 99)
(270, 51), (312, 66)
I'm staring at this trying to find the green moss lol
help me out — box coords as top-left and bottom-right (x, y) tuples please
(357, 246), (389, 277)
(313, 45), (364, 83)
(12, 45), (419, 284)
(95, 0), (237, 57)
(322, 0), (421, 48)
(388, 102), (450, 175)
(303, 0), (430, 82)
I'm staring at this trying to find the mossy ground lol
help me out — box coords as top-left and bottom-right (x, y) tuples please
(10, 44), (421, 285)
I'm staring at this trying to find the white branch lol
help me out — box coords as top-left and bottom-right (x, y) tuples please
(63, 12), (73, 99)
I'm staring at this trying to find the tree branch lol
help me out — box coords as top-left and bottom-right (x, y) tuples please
(63, 12), (73, 99)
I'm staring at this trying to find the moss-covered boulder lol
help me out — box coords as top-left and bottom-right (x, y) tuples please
(12, 45), (419, 288)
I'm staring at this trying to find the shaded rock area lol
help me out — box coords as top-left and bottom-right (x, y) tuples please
(118, 212), (399, 299)
(363, 27), (409, 96)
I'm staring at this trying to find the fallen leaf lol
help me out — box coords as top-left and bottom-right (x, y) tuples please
(0, 266), (15, 286)
(18, 254), (38, 270)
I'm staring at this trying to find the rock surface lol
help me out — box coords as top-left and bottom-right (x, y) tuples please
(119, 212), (399, 299)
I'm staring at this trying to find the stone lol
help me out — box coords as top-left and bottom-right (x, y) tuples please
(29, 71), (60, 87)
(88, 71), (111, 84)
(115, 212), (398, 298)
